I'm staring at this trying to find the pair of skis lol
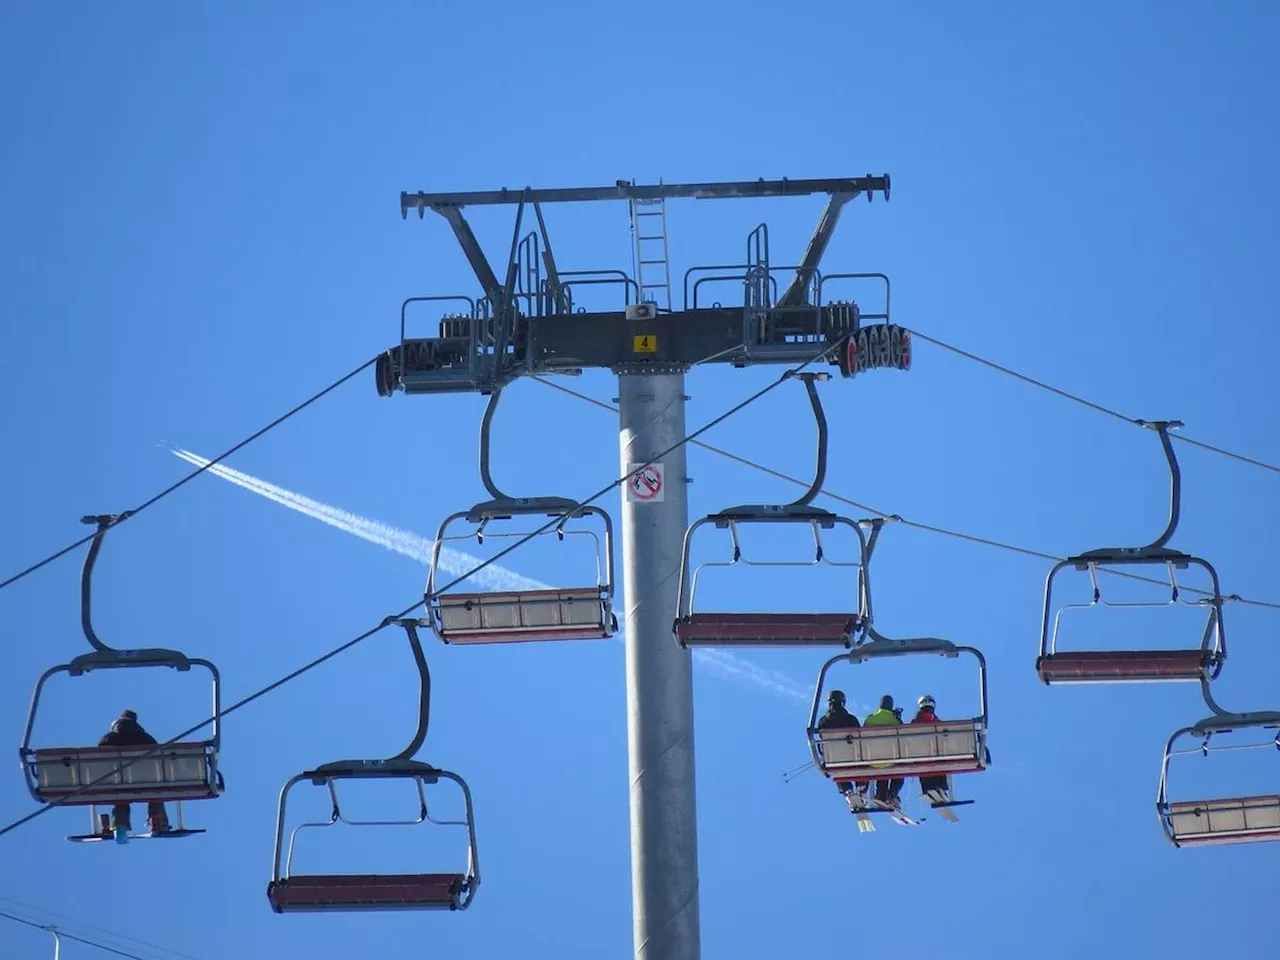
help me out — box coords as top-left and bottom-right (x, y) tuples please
(844, 787), (964, 833)
(844, 791), (920, 832)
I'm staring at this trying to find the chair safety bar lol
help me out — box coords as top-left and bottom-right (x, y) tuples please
(814, 721), (989, 780)
(1161, 797), (1280, 847)
(24, 743), (221, 806)
(433, 586), (613, 645)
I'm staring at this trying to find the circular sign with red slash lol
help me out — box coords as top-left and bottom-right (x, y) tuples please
(626, 462), (665, 503)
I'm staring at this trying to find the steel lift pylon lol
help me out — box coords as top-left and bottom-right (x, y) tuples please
(379, 173), (902, 959)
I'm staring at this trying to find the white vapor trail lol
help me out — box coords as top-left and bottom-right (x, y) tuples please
(167, 447), (810, 703)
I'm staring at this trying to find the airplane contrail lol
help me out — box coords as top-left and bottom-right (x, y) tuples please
(166, 446), (810, 703)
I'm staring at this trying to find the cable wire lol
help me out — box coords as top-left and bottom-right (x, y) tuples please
(531, 375), (1280, 611)
(0, 908), (158, 960)
(0, 341), (841, 840)
(0, 899), (203, 960)
(907, 328), (1280, 475)
(0, 355), (379, 593)
(1171, 433), (1280, 474)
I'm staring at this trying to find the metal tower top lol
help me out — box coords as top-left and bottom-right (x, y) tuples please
(376, 173), (906, 397)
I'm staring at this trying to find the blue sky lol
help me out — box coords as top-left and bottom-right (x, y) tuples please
(2, 2), (1279, 957)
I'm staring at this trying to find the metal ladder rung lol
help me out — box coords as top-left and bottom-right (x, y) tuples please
(629, 192), (672, 311)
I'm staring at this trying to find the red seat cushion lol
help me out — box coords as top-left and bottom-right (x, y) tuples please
(1038, 649), (1209, 681)
(676, 613), (857, 645)
(269, 873), (463, 910)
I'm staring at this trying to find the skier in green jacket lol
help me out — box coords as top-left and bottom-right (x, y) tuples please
(864, 695), (905, 806)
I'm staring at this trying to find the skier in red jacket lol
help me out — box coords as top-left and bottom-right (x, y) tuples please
(912, 695), (951, 802)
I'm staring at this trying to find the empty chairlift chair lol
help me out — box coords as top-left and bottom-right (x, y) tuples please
(1157, 696), (1280, 849)
(425, 390), (617, 645)
(18, 514), (224, 843)
(267, 763), (479, 912)
(673, 372), (869, 649)
(1037, 421), (1226, 686)
(266, 620), (480, 913)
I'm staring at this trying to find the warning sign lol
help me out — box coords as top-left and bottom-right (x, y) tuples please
(626, 462), (665, 503)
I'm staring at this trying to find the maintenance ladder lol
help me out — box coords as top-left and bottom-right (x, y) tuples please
(629, 184), (672, 311)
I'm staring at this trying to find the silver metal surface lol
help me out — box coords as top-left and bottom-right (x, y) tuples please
(617, 372), (700, 960)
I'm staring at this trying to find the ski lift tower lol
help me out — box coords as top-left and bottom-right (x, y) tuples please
(379, 174), (901, 959)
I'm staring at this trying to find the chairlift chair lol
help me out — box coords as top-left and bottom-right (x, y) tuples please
(266, 620), (480, 913)
(426, 389), (618, 645)
(18, 515), (223, 842)
(673, 372), (869, 649)
(807, 641), (990, 813)
(267, 763), (479, 912)
(1156, 680), (1280, 848)
(1037, 421), (1227, 685)
(806, 520), (991, 812)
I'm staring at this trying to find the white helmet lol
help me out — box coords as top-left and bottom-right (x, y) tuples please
(917, 694), (936, 709)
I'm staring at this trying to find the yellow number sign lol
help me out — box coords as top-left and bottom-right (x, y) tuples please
(633, 334), (657, 353)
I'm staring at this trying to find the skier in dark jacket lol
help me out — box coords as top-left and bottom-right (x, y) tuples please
(912, 695), (952, 801)
(98, 710), (170, 837)
(817, 690), (860, 732)
(817, 690), (869, 799)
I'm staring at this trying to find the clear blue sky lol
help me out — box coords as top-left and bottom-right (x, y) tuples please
(3, 2), (1279, 957)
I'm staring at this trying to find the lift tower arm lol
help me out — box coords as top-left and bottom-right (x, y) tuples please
(402, 175), (890, 215)
(776, 192), (855, 309)
(431, 205), (505, 307)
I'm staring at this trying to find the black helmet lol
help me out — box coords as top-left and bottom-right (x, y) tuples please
(828, 689), (847, 706)
(879, 694), (894, 710)
(120, 709), (138, 722)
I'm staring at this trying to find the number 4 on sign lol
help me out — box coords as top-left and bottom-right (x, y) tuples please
(626, 462), (665, 503)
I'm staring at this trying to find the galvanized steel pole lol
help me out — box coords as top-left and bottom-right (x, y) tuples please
(617, 372), (700, 960)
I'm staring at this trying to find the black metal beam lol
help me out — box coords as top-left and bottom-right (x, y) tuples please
(432, 205), (504, 305)
(532, 201), (564, 313)
(776, 192), (854, 308)
(401, 175), (890, 216)
(379, 304), (901, 397)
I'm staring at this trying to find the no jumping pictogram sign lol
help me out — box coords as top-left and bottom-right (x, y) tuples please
(626, 462), (665, 503)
